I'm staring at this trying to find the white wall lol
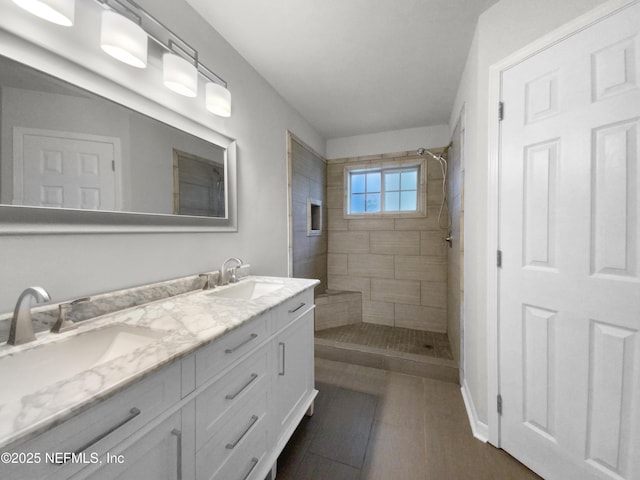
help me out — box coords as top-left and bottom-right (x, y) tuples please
(326, 125), (450, 159)
(452, 0), (609, 428)
(0, 0), (324, 312)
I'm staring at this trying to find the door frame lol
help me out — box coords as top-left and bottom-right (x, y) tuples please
(486, 0), (638, 447)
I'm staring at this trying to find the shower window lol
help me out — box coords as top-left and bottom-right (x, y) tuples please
(347, 164), (421, 215)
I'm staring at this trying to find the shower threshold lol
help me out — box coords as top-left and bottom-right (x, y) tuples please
(315, 323), (459, 384)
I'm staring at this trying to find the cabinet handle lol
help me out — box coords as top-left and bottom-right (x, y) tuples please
(225, 333), (258, 354)
(171, 429), (182, 480)
(240, 457), (260, 480)
(226, 414), (259, 450)
(226, 373), (259, 400)
(59, 407), (141, 463)
(278, 342), (286, 376)
(288, 302), (306, 314)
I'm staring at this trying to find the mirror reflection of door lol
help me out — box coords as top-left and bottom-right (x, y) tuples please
(13, 128), (121, 210)
(173, 149), (225, 217)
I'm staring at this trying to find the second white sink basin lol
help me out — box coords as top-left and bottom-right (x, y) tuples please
(208, 280), (283, 300)
(0, 324), (166, 406)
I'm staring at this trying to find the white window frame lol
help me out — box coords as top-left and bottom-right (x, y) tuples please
(343, 157), (427, 218)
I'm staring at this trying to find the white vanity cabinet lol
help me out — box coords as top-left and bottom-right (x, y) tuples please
(1, 282), (317, 480)
(76, 410), (186, 480)
(273, 305), (315, 452)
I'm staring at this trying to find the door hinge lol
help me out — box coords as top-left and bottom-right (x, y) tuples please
(497, 250), (502, 268)
(497, 394), (503, 415)
(498, 102), (504, 121)
(112, 160), (115, 172)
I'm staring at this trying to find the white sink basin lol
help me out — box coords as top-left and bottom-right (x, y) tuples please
(208, 280), (283, 300)
(0, 324), (165, 405)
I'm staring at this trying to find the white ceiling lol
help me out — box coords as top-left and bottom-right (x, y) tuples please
(186, 0), (498, 139)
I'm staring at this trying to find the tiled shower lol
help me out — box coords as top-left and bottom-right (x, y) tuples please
(289, 134), (461, 366)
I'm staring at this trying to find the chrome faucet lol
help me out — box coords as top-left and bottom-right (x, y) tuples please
(7, 287), (51, 345)
(50, 297), (90, 334)
(219, 257), (243, 286)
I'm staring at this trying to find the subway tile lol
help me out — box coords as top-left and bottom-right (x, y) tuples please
(370, 231), (420, 255)
(328, 253), (348, 276)
(421, 281), (447, 309)
(395, 304), (447, 332)
(421, 231), (448, 256)
(348, 254), (394, 279)
(329, 231), (370, 254)
(395, 255), (447, 282)
(362, 300), (394, 326)
(348, 218), (395, 231)
(371, 279), (421, 305)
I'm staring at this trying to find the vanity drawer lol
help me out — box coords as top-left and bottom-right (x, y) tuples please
(274, 288), (314, 331)
(195, 343), (269, 449)
(2, 362), (181, 480)
(210, 428), (268, 480)
(195, 390), (268, 480)
(195, 313), (269, 387)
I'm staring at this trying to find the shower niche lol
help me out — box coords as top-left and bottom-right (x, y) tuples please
(307, 198), (322, 236)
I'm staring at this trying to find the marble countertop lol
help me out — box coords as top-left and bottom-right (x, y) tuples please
(0, 276), (318, 450)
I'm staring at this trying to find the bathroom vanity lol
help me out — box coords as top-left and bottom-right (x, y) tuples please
(0, 276), (318, 480)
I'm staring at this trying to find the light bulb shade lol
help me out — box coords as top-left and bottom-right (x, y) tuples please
(163, 53), (198, 97)
(205, 82), (231, 117)
(13, 0), (75, 26)
(100, 10), (148, 69)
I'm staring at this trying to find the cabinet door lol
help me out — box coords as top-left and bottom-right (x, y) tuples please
(274, 308), (314, 442)
(76, 411), (185, 480)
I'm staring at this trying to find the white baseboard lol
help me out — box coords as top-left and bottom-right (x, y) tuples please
(461, 379), (489, 443)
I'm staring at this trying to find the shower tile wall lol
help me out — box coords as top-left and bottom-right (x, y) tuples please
(291, 137), (327, 292)
(326, 150), (448, 333)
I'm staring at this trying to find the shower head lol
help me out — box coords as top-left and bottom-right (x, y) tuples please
(416, 147), (440, 160)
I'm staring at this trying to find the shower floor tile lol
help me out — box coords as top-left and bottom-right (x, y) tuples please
(315, 323), (453, 360)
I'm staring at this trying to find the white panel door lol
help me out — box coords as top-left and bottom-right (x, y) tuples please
(14, 129), (120, 210)
(499, 3), (640, 480)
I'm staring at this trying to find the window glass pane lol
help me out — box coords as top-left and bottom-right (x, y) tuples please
(365, 193), (380, 212)
(401, 170), (418, 191)
(366, 172), (381, 193)
(385, 192), (399, 211)
(351, 173), (365, 194)
(400, 191), (417, 211)
(384, 172), (400, 191)
(351, 194), (365, 213)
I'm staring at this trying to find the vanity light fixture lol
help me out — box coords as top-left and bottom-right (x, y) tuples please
(12, 0), (75, 26)
(205, 81), (231, 117)
(163, 41), (198, 97)
(100, 9), (148, 68)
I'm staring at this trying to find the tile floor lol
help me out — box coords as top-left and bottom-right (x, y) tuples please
(275, 358), (541, 480)
(315, 324), (453, 360)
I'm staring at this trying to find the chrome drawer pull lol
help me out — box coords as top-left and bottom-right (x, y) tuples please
(288, 302), (306, 314)
(278, 342), (285, 376)
(225, 333), (258, 354)
(241, 457), (260, 480)
(171, 429), (182, 480)
(226, 414), (259, 450)
(226, 373), (259, 400)
(59, 407), (141, 463)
